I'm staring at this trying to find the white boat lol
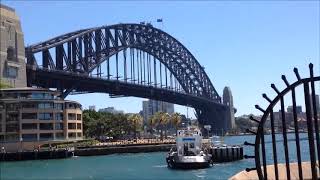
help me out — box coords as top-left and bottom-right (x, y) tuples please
(166, 127), (213, 169)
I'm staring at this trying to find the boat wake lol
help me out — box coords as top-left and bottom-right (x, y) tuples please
(153, 165), (167, 168)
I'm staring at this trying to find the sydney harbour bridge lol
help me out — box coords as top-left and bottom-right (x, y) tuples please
(25, 23), (234, 133)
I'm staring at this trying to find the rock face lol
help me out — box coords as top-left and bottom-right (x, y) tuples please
(0, 4), (26, 88)
(223, 86), (235, 131)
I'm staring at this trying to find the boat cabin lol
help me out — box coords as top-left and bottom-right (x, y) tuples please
(176, 128), (202, 156)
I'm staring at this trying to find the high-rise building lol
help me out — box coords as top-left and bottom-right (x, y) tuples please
(223, 86), (235, 131)
(287, 106), (302, 114)
(0, 4), (27, 88)
(142, 100), (174, 124)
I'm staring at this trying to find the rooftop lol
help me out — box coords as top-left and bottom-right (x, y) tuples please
(0, 87), (60, 95)
(0, 4), (15, 12)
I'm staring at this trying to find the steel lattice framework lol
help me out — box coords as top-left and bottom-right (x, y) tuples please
(26, 23), (231, 131)
(26, 23), (220, 102)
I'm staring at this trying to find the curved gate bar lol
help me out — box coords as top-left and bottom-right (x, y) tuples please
(245, 63), (320, 180)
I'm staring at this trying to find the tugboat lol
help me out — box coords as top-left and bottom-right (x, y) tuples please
(166, 127), (213, 169)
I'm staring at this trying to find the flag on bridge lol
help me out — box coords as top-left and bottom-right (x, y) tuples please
(157, 19), (163, 22)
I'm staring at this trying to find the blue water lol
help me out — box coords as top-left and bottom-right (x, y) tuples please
(0, 134), (313, 180)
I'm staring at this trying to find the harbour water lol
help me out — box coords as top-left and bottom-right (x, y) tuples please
(0, 134), (312, 180)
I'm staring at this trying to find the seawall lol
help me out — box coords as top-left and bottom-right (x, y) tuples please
(75, 144), (173, 156)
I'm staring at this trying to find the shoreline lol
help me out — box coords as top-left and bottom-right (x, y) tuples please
(75, 143), (174, 156)
(0, 142), (175, 161)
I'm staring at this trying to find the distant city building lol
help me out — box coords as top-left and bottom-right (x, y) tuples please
(273, 105), (309, 132)
(142, 100), (174, 124)
(89, 105), (96, 111)
(287, 105), (302, 114)
(0, 88), (83, 152)
(99, 107), (124, 114)
(223, 87), (235, 131)
(0, 4), (27, 88)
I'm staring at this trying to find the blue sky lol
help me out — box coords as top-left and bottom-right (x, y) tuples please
(3, 1), (319, 117)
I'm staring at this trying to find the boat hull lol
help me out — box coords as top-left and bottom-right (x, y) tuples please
(167, 161), (211, 169)
(166, 153), (212, 169)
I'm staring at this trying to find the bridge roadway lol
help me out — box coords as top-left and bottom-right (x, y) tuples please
(27, 65), (226, 114)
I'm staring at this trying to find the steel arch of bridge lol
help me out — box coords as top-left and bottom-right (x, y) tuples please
(26, 23), (220, 102)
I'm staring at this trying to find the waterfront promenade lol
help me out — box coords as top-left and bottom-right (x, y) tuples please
(230, 162), (320, 180)
(95, 139), (175, 147)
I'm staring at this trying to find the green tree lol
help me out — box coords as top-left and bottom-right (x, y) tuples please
(154, 112), (170, 140)
(129, 114), (143, 139)
(149, 114), (158, 136)
(171, 112), (182, 134)
(161, 112), (170, 139)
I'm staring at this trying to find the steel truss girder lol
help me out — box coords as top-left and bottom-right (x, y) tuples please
(26, 23), (220, 101)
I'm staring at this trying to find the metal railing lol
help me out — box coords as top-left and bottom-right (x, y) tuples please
(245, 63), (320, 180)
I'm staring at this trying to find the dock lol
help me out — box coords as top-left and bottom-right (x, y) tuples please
(1, 148), (74, 161)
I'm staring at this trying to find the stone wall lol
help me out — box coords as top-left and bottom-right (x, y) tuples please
(0, 4), (26, 88)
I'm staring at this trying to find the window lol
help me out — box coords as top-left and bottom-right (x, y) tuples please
(6, 103), (19, 111)
(68, 133), (76, 139)
(22, 102), (37, 109)
(77, 133), (82, 138)
(22, 134), (37, 141)
(22, 113), (37, 119)
(6, 66), (18, 78)
(43, 93), (53, 99)
(31, 93), (43, 99)
(66, 103), (82, 110)
(55, 123), (63, 130)
(55, 113), (63, 121)
(40, 133), (53, 140)
(77, 123), (82, 130)
(6, 134), (19, 141)
(7, 46), (16, 61)
(38, 103), (53, 109)
(54, 103), (63, 110)
(39, 113), (53, 120)
(6, 113), (18, 122)
(68, 123), (76, 130)
(55, 133), (64, 139)
(22, 123), (37, 130)
(77, 114), (82, 120)
(0, 124), (2, 132)
(39, 123), (53, 130)
(0, 135), (4, 142)
(6, 123), (19, 132)
(68, 113), (76, 120)
(19, 93), (32, 99)
(31, 93), (53, 100)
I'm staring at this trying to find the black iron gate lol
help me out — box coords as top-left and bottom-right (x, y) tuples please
(245, 63), (320, 180)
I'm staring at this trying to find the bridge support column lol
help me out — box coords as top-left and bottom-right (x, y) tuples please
(196, 106), (229, 136)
